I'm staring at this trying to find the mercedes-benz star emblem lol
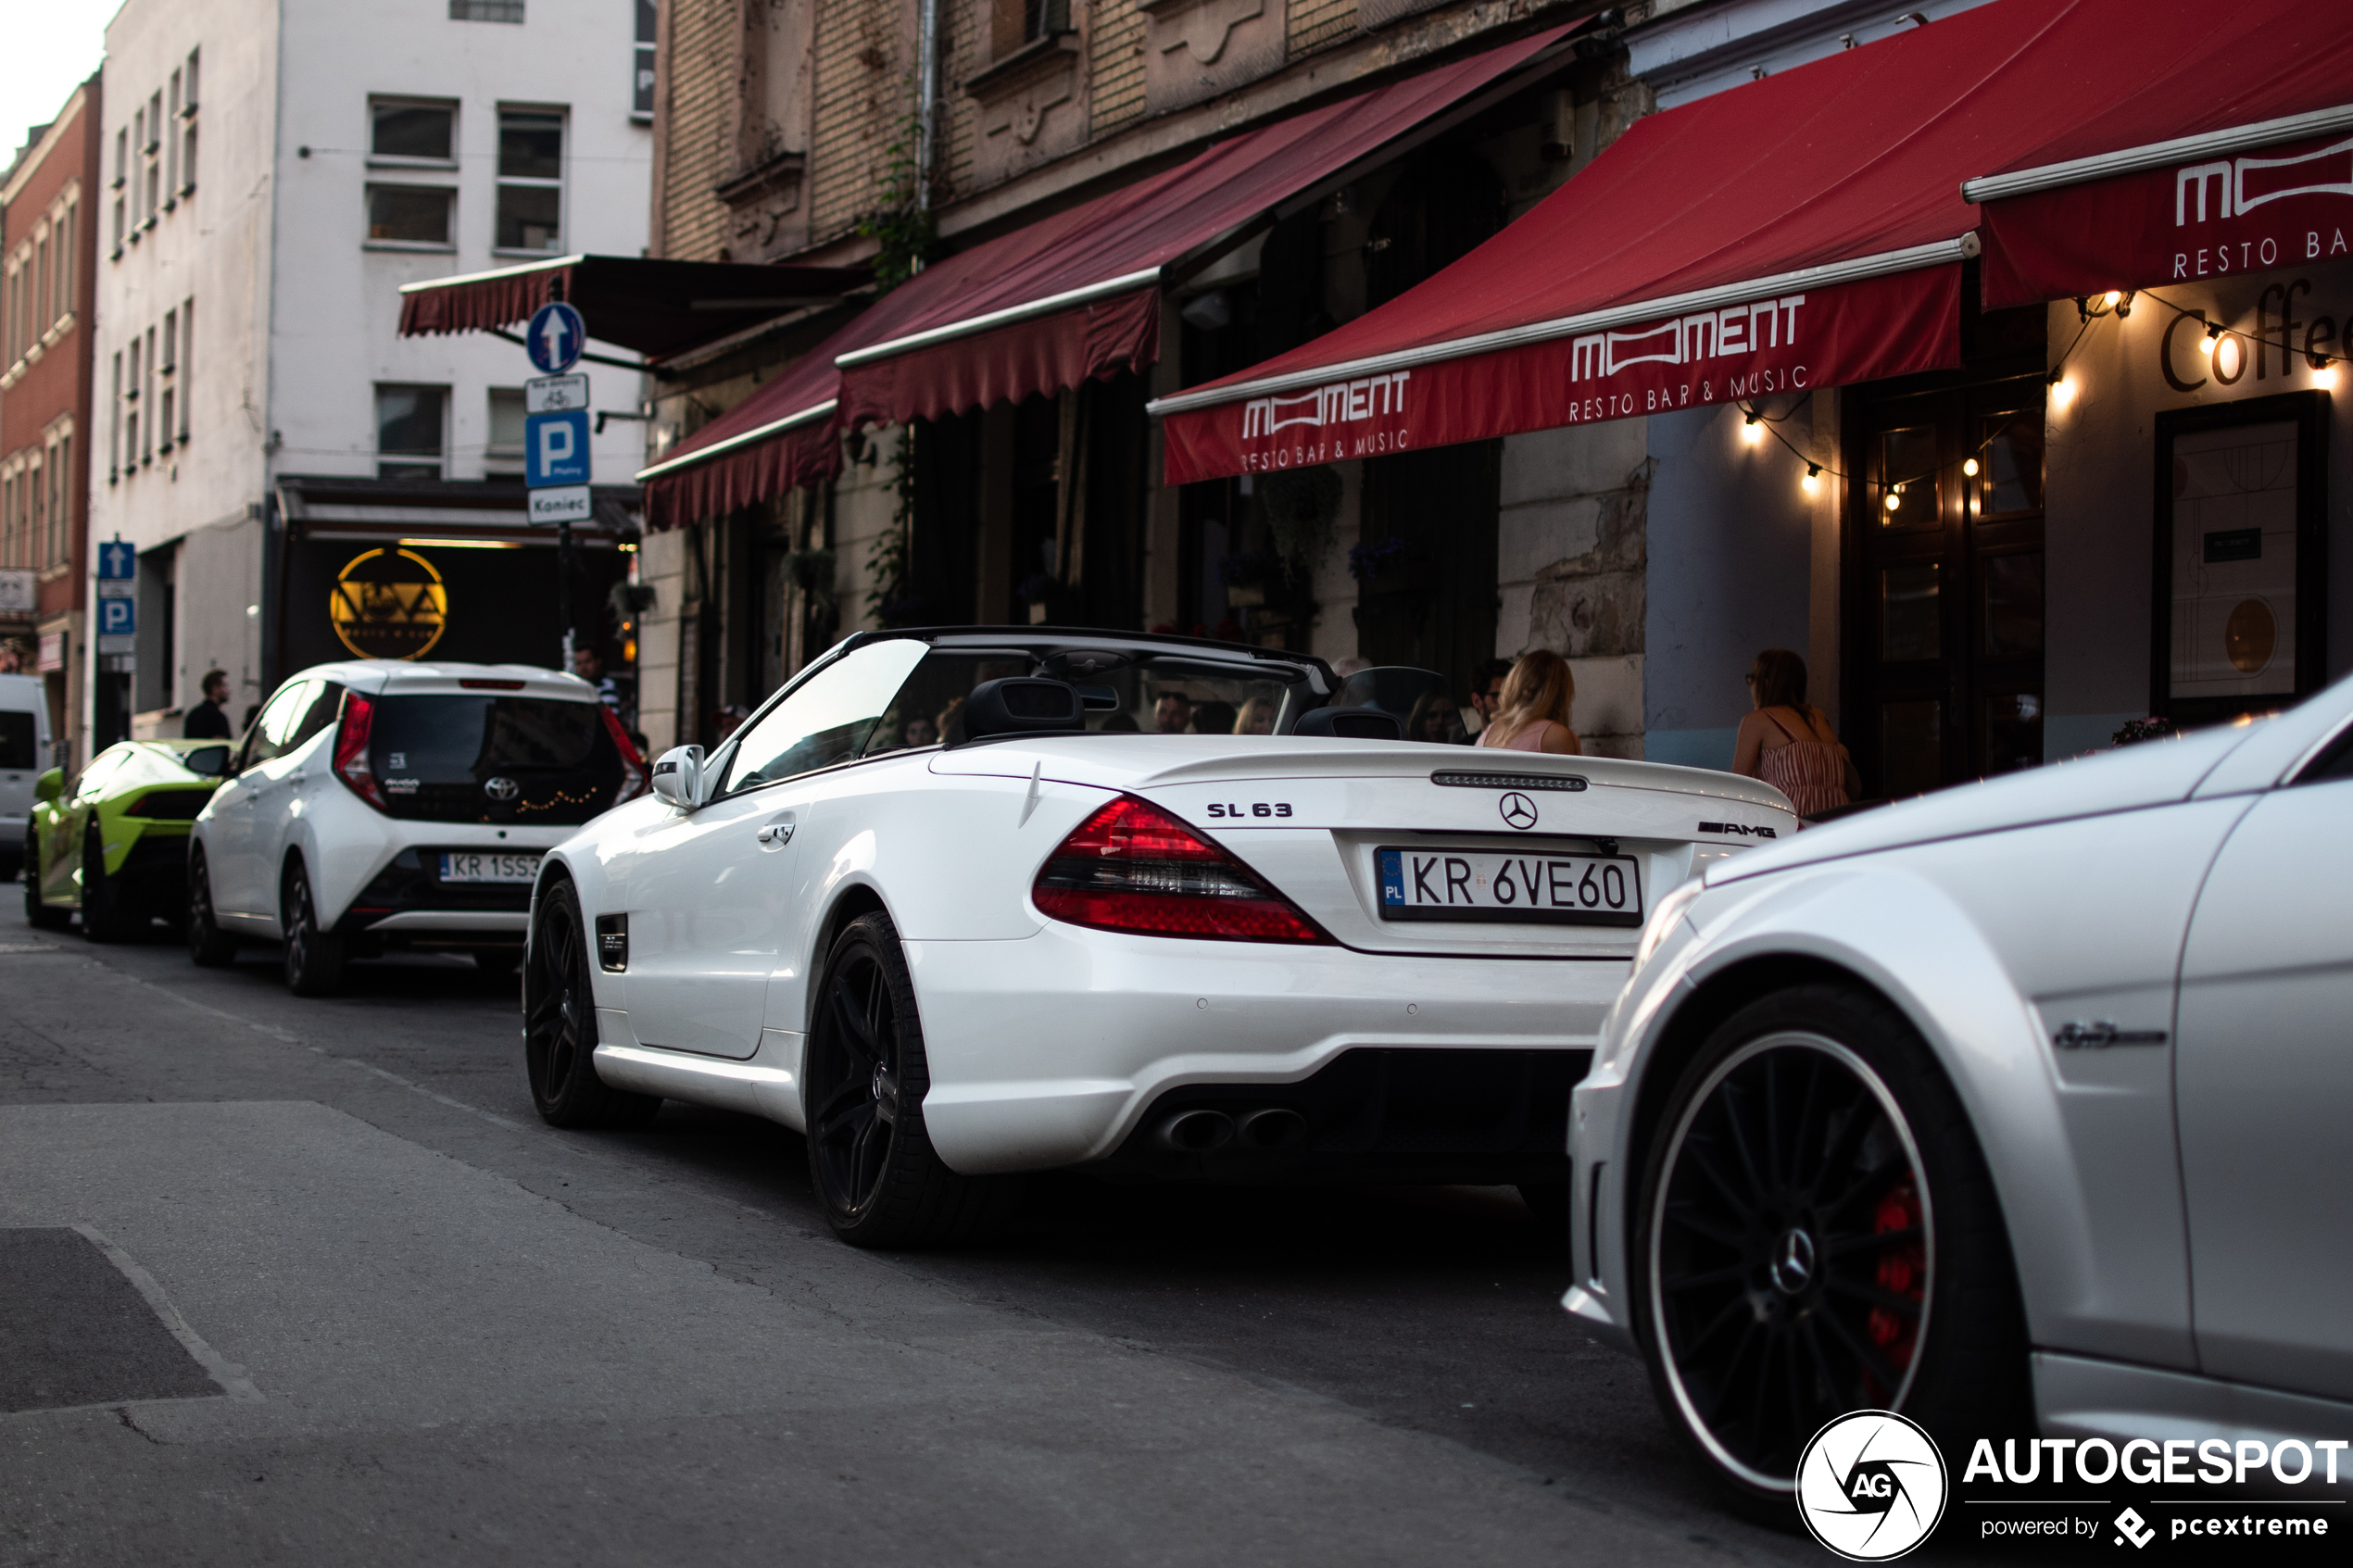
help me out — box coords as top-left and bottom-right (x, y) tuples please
(1771, 1228), (1817, 1295)
(484, 776), (521, 802)
(1499, 791), (1540, 830)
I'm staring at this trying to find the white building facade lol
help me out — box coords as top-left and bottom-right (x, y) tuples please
(89, 0), (652, 740)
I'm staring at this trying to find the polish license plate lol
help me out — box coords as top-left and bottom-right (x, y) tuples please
(438, 851), (542, 884)
(1376, 847), (1642, 927)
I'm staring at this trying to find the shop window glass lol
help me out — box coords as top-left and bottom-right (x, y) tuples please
(1881, 699), (1941, 799)
(1982, 691), (2043, 775)
(368, 186), (454, 245)
(1880, 562), (1941, 663)
(1981, 550), (2044, 658)
(1977, 412), (2044, 517)
(486, 388), (526, 469)
(2167, 419), (2300, 700)
(1878, 426), (1940, 529)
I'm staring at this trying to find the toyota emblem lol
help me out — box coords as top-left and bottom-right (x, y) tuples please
(484, 776), (521, 802)
(1498, 791), (1539, 830)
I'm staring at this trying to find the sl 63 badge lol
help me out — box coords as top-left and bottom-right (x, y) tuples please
(1205, 802), (1294, 819)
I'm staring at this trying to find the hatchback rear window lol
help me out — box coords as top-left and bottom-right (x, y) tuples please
(370, 695), (621, 824)
(0, 711), (35, 771)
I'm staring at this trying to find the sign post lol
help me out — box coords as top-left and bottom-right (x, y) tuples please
(521, 309), (589, 668)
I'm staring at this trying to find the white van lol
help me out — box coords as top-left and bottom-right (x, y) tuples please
(0, 672), (55, 879)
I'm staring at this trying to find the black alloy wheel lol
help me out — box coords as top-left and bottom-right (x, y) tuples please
(522, 879), (658, 1128)
(81, 823), (139, 943)
(186, 847), (239, 966)
(281, 862), (348, 997)
(1633, 985), (2029, 1512)
(24, 820), (69, 931)
(803, 910), (1002, 1248)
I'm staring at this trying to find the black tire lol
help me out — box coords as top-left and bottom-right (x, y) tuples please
(185, 847), (238, 966)
(473, 947), (522, 977)
(1629, 984), (2029, 1516)
(81, 823), (142, 943)
(24, 824), (69, 931)
(804, 910), (1005, 1248)
(523, 879), (659, 1129)
(281, 862), (348, 997)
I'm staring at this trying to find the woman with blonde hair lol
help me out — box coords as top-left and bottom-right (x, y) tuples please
(1232, 696), (1277, 734)
(1475, 648), (1580, 755)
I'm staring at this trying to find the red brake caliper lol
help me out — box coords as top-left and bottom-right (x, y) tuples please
(1868, 1177), (1926, 1375)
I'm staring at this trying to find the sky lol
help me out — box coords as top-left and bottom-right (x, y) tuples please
(1, 0), (114, 170)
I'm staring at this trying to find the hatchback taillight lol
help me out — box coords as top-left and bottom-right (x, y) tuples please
(1032, 795), (1327, 943)
(599, 704), (648, 804)
(333, 692), (390, 813)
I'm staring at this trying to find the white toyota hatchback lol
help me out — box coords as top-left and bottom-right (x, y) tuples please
(521, 629), (1795, 1248)
(1569, 672), (2353, 1512)
(187, 659), (645, 994)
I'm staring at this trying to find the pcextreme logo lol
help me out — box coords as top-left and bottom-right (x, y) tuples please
(1795, 1411), (1949, 1562)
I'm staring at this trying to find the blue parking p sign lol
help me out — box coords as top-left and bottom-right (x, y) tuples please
(525, 408), (591, 488)
(98, 596), (136, 637)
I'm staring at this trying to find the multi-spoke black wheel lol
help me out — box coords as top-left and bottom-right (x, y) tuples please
(804, 910), (1001, 1248)
(523, 879), (658, 1129)
(186, 847), (239, 966)
(1633, 985), (2029, 1511)
(281, 862), (347, 996)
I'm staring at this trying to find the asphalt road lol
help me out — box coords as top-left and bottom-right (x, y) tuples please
(0, 896), (1828, 1568)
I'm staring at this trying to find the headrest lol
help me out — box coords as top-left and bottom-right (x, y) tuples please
(1293, 705), (1404, 740)
(960, 678), (1086, 740)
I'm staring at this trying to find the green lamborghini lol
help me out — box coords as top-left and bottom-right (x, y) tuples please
(25, 738), (231, 941)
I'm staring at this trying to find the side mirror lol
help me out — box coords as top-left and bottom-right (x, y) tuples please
(649, 745), (704, 809)
(33, 768), (62, 804)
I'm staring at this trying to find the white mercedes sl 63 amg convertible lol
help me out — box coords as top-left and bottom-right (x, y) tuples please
(1567, 671), (2353, 1511)
(520, 629), (1794, 1246)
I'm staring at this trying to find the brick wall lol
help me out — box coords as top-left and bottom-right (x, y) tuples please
(1286, 0), (1357, 58)
(1088, 0), (1145, 135)
(661, 0), (736, 259)
(810, 0), (904, 241)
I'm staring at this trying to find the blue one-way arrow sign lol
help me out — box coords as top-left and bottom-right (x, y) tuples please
(526, 302), (585, 374)
(97, 538), (136, 580)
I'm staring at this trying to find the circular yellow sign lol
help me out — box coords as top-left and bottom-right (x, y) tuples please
(330, 547), (448, 659)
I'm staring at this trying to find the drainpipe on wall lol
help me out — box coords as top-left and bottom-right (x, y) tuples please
(914, 0), (940, 220)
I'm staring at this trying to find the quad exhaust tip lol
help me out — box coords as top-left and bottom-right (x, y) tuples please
(1152, 1106), (1306, 1153)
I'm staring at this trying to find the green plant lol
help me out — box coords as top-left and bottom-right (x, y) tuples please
(866, 427), (918, 626)
(783, 549), (837, 606)
(1259, 465), (1342, 579)
(856, 88), (939, 293)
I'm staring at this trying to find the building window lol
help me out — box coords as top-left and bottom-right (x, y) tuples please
(111, 128), (127, 255)
(181, 48), (199, 195)
(485, 388), (526, 471)
(45, 433), (69, 566)
(450, 0), (525, 21)
(159, 311), (177, 452)
(371, 100), (457, 163)
(367, 186), (455, 246)
(0, 470), (13, 568)
(141, 327), (156, 463)
(124, 337), (141, 469)
(994, 0), (1070, 57)
(26, 457), (41, 567)
(55, 198), (74, 320)
(167, 69), (182, 205)
(179, 297), (193, 443)
(376, 384), (447, 479)
(109, 351), (122, 480)
(145, 92), (163, 228)
(634, 0), (658, 119)
(495, 109), (564, 253)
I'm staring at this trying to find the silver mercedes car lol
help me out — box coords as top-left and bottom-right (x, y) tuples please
(1567, 672), (2353, 1508)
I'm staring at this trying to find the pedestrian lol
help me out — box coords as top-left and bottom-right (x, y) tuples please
(1731, 648), (1858, 816)
(573, 646), (622, 713)
(1475, 649), (1579, 755)
(1406, 689), (1467, 744)
(1464, 658), (1513, 738)
(1233, 696), (1277, 734)
(184, 670), (233, 739)
(1152, 691), (1193, 734)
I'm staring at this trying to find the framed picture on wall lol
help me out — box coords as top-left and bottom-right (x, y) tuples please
(2152, 392), (2329, 726)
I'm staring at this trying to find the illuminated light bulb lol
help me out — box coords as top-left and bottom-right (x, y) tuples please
(2102, 291), (2121, 308)
(1801, 464), (1821, 495)
(2200, 325), (2221, 355)
(1962, 458), (1980, 477)
(2050, 375), (2078, 410)
(1742, 420), (1763, 445)
(1884, 490), (1903, 512)
(2313, 362), (2340, 391)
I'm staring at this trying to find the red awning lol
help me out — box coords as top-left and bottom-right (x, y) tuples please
(1155, 0), (2227, 483)
(637, 22), (1586, 529)
(396, 254), (869, 359)
(1964, 2), (2353, 308)
(835, 21), (1580, 430)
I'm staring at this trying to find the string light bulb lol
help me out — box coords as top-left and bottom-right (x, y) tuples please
(1741, 409), (1763, 445)
(1962, 457), (1980, 477)
(2201, 322), (2222, 356)
(1801, 464), (1821, 495)
(1884, 486), (1904, 512)
(2102, 291), (2121, 308)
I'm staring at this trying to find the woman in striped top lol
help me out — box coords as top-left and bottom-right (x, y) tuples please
(1731, 648), (1858, 819)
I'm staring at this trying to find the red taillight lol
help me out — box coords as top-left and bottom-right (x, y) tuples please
(333, 692), (391, 813)
(1032, 795), (1327, 943)
(599, 703), (647, 804)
